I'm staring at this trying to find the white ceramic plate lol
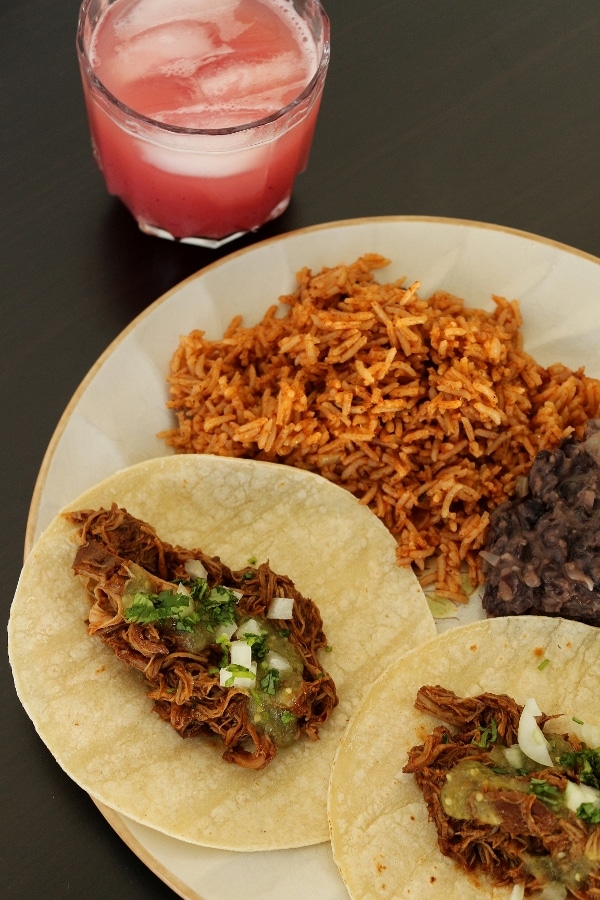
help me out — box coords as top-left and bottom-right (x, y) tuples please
(25, 216), (600, 899)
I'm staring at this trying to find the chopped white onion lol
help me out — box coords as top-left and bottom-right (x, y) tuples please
(537, 882), (567, 900)
(479, 550), (500, 567)
(218, 662), (257, 689)
(184, 558), (208, 579)
(230, 639), (252, 669)
(176, 582), (191, 596)
(267, 596), (294, 619)
(517, 698), (552, 766)
(564, 780), (600, 813)
(235, 618), (262, 639)
(214, 621), (237, 641)
(514, 474), (529, 498)
(265, 650), (291, 673)
(569, 718), (600, 749)
(227, 588), (243, 600)
(509, 885), (525, 900)
(503, 744), (525, 769)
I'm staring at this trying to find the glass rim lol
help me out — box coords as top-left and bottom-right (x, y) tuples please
(76, 0), (330, 137)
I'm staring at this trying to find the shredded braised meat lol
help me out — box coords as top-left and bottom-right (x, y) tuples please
(67, 504), (338, 770)
(403, 685), (600, 898)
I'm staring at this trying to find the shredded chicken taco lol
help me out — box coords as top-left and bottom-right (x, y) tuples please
(8, 454), (434, 851)
(328, 616), (600, 897)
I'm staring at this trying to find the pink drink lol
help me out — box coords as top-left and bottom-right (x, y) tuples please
(77, 0), (329, 245)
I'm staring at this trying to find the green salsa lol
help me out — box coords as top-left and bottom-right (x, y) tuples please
(440, 751), (596, 892)
(247, 621), (305, 747)
(123, 571), (310, 748)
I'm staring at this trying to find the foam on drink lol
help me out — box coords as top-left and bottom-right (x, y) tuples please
(112, 0), (244, 39)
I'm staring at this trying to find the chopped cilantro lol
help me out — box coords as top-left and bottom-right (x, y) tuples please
(260, 668), (280, 696)
(537, 658), (550, 671)
(560, 748), (600, 790)
(125, 592), (158, 623)
(243, 630), (269, 661)
(279, 628), (291, 638)
(573, 717), (585, 726)
(577, 802), (600, 824)
(123, 577), (241, 636)
(280, 710), (295, 725)
(124, 588), (195, 626)
(176, 616), (201, 634)
(200, 585), (239, 632)
(215, 633), (231, 667)
(224, 664), (255, 687)
(473, 719), (498, 749)
(187, 578), (209, 603)
(529, 778), (562, 810)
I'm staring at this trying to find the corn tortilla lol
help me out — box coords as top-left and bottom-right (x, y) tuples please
(328, 615), (600, 897)
(8, 454), (435, 851)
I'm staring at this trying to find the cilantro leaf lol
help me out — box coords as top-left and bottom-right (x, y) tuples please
(155, 589), (191, 615)
(199, 586), (239, 632)
(215, 633), (231, 667)
(260, 668), (280, 696)
(224, 664), (255, 687)
(577, 802), (600, 824)
(187, 578), (209, 603)
(529, 778), (562, 810)
(125, 592), (161, 623)
(560, 748), (600, 790)
(123, 577), (241, 638)
(244, 631), (269, 661)
(473, 719), (498, 749)
(126, 588), (193, 620)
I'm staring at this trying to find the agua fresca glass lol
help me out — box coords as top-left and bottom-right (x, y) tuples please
(76, 0), (330, 248)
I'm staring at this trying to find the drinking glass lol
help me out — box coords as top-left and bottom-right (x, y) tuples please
(76, 0), (330, 248)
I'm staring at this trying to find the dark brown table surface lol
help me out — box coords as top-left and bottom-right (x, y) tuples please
(2, 0), (600, 896)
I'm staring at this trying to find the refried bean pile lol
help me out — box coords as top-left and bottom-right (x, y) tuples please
(482, 420), (600, 623)
(160, 254), (600, 601)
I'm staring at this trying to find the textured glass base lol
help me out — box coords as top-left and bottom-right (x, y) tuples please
(138, 222), (248, 249)
(137, 196), (291, 249)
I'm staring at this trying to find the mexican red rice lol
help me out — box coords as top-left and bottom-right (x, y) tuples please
(161, 255), (600, 601)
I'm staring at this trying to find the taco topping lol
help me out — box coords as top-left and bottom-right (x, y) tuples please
(68, 504), (338, 770)
(404, 685), (600, 897)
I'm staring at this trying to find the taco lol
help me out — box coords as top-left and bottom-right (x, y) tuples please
(66, 502), (338, 771)
(328, 616), (600, 897)
(8, 454), (434, 851)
